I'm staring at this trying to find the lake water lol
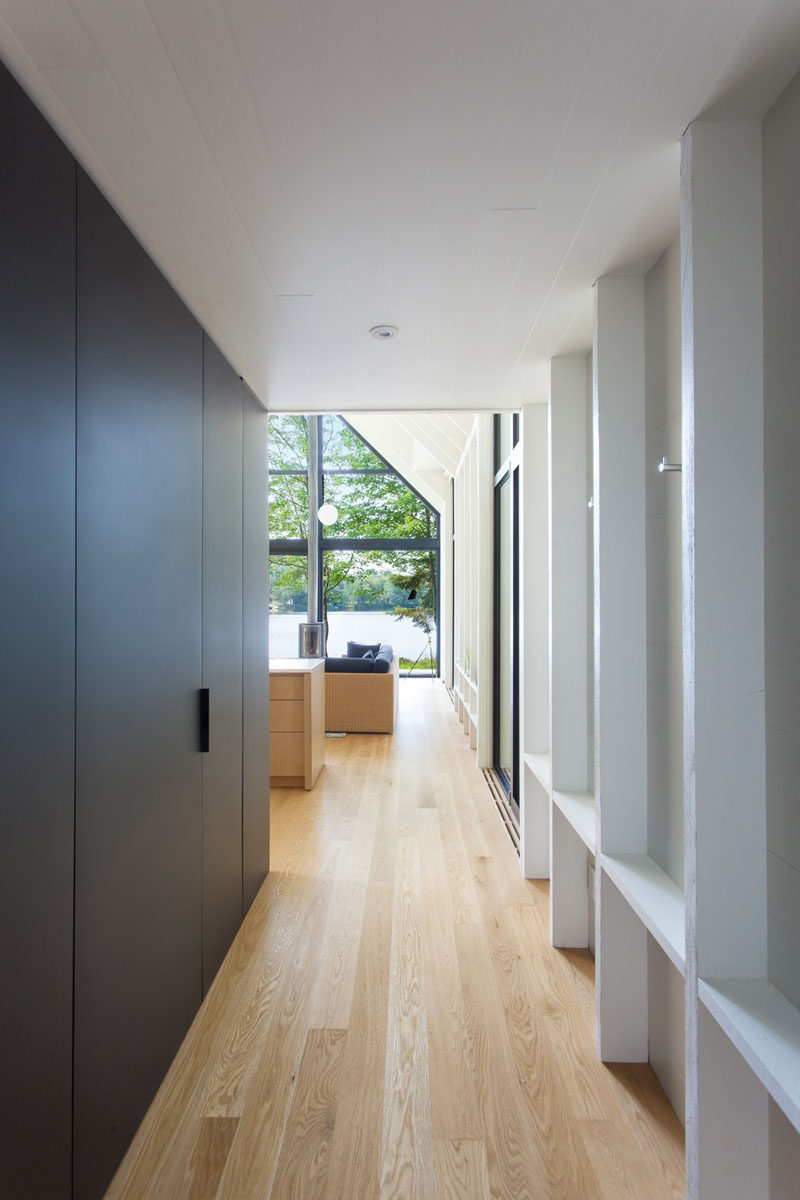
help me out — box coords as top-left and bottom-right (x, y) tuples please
(270, 611), (437, 661)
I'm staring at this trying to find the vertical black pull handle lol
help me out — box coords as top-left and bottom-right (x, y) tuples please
(199, 688), (210, 753)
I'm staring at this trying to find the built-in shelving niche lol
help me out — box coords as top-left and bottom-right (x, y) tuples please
(522, 88), (800, 1197)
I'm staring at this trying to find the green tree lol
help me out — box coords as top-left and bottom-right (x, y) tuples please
(268, 414), (309, 540)
(268, 416), (310, 613)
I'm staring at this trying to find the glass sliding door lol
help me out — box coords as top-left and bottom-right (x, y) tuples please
(493, 414), (520, 812)
(496, 473), (514, 783)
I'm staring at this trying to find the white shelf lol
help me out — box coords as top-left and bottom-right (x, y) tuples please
(699, 978), (800, 1135)
(601, 854), (685, 974)
(552, 789), (596, 854)
(455, 674), (478, 716)
(523, 752), (551, 792)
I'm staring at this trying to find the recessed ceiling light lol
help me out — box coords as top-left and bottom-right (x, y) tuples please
(369, 324), (399, 340)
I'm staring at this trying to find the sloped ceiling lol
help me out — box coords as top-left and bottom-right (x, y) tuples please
(0, 1), (798, 411)
(345, 411), (474, 511)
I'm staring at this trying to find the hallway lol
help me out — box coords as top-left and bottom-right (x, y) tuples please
(109, 681), (684, 1198)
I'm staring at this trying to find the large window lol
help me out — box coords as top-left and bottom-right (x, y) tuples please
(493, 413), (520, 811)
(269, 415), (439, 672)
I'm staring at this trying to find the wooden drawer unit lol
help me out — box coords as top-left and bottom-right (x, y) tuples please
(269, 699), (305, 732)
(270, 673), (304, 700)
(268, 659), (325, 790)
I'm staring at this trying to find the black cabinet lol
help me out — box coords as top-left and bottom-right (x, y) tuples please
(73, 171), (204, 1198)
(243, 385), (270, 911)
(0, 64), (269, 1200)
(201, 336), (244, 992)
(0, 63), (77, 1200)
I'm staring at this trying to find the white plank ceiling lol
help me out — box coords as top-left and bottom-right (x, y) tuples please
(1, 1), (798, 412)
(346, 410), (473, 509)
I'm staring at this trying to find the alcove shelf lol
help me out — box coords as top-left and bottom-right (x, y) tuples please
(523, 751), (551, 793)
(453, 667), (479, 749)
(552, 789), (595, 854)
(699, 978), (800, 1135)
(601, 853), (685, 974)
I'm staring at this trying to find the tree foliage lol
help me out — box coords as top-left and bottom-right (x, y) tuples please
(268, 415), (309, 539)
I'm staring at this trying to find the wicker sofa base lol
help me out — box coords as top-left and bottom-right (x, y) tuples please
(324, 655), (399, 733)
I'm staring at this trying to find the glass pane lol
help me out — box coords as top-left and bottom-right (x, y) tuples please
(322, 471), (432, 539)
(268, 472), (308, 539)
(269, 555), (308, 657)
(268, 414), (309, 471)
(268, 413), (309, 539)
(322, 548), (437, 671)
(322, 414), (385, 470)
(320, 415), (434, 538)
(496, 413), (513, 471)
(498, 476), (513, 780)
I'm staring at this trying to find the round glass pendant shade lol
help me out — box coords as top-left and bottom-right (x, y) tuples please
(318, 502), (338, 526)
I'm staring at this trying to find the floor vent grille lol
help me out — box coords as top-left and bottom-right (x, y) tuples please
(483, 769), (520, 855)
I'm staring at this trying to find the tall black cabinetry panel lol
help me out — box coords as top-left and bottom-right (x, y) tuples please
(202, 335), (243, 993)
(74, 171), (204, 1198)
(0, 64), (76, 1200)
(243, 386), (270, 910)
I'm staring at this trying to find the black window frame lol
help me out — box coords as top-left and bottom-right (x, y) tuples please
(492, 413), (520, 810)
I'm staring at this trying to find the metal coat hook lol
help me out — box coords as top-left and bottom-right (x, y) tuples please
(658, 457), (681, 473)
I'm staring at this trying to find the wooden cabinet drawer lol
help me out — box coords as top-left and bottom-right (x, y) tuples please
(271, 674), (304, 700)
(269, 699), (304, 732)
(270, 731), (305, 777)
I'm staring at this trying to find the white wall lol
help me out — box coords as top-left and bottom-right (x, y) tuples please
(763, 67), (800, 1197)
(584, 356), (595, 949)
(763, 66), (800, 1012)
(452, 416), (493, 762)
(521, 402), (550, 876)
(770, 1099), (800, 1200)
(648, 936), (686, 1125)
(642, 237), (686, 1123)
(585, 352), (595, 796)
(645, 237), (684, 887)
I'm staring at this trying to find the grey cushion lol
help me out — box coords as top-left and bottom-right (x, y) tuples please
(373, 645), (393, 673)
(347, 640), (381, 658)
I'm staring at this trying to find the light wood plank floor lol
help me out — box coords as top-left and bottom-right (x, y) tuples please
(109, 681), (685, 1199)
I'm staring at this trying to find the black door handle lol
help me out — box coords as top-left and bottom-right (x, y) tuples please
(199, 688), (209, 753)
